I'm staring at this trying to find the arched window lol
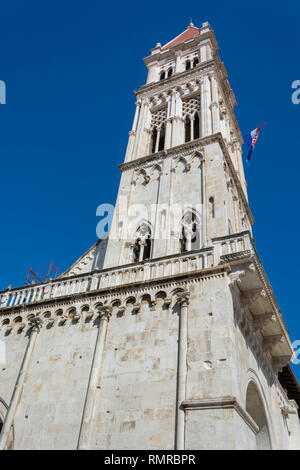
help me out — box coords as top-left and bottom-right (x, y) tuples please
(134, 223), (152, 262)
(158, 124), (165, 151)
(180, 212), (200, 252)
(167, 68), (173, 78)
(193, 57), (199, 67)
(143, 237), (151, 260)
(193, 113), (200, 140)
(151, 127), (157, 154)
(246, 382), (271, 450)
(133, 238), (141, 262)
(185, 60), (191, 70)
(209, 197), (215, 218)
(160, 71), (165, 81)
(185, 117), (191, 142)
(228, 219), (233, 235)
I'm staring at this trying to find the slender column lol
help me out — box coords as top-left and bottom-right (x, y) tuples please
(139, 239), (146, 262)
(165, 119), (172, 149)
(132, 101), (145, 158)
(155, 129), (160, 153)
(175, 292), (190, 450)
(124, 101), (141, 162)
(14, 292), (21, 305)
(201, 75), (212, 137)
(233, 195), (240, 233)
(24, 289), (31, 304)
(9, 293), (16, 307)
(190, 116), (194, 141)
(77, 306), (112, 450)
(135, 99), (150, 158)
(175, 53), (183, 73)
(0, 316), (43, 450)
(19, 291), (26, 304)
(210, 73), (220, 133)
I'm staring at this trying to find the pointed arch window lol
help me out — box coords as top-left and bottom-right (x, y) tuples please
(180, 211), (200, 252)
(151, 127), (158, 154)
(185, 117), (191, 142)
(167, 68), (173, 78)
(193, 113), (200, 140)
(134, 223), (152, 262)
(193, 57), (199, 67)
(158, 124), (165, 151)
(209, 197), (215, 218)
(185, 60), (191, 70)
(160, 71), (165, 81)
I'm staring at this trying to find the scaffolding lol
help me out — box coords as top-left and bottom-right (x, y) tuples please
(25, 261), (59, 285)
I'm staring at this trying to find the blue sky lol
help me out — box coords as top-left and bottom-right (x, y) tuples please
(0, 1), (300, 378)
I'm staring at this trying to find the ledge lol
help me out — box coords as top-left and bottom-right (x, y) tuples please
(182, 396), (259, 434)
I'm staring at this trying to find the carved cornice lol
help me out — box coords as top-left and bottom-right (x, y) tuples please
(136, 59), (215, 98)
(221, 250), (252, 263)
(182, 397), (259, 434)
(119, 137), (208, 172)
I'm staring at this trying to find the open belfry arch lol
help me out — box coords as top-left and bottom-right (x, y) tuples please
(0, 22), (299, 450)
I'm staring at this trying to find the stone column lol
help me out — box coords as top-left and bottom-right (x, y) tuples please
(165, 93), (174, 149)
(139, 239), (146, 262)
(132, 100), (145, 158)
(210, 73), (220, 133)
(175, 291), (190, 450)
(172, 91), (184, 147)
(134, 99), (150, 159)
(0, 316), (43, 450)
(233, 195), (240, 233)
(201, 75), (212, 137)
(124, 101), (141, 162)
(175, 53), (183, 73)
(77, 306), (112, 450)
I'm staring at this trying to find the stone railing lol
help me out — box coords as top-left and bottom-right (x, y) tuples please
(212, 230), (253, 264)
(0, 242), (223, 309)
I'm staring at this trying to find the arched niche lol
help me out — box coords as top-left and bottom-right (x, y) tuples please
(245, 381), (271, 450)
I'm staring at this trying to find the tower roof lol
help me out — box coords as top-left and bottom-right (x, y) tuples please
(162, 22), (200, 49)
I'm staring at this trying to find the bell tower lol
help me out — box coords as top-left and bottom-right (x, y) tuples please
(104, 21), (252, 270)
(0, 21), (299, 451)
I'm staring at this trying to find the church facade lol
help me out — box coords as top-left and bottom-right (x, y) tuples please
(0, 22), (300, 450)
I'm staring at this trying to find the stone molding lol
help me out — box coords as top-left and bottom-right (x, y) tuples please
(0, 268), (228, 336)
(182, 397), (259, 434)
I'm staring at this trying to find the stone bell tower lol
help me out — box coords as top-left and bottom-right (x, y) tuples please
(0, 22), (299, 450)
(103, 22), (252, 270)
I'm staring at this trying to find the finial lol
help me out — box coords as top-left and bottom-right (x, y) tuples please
(188, 18), (194, 28)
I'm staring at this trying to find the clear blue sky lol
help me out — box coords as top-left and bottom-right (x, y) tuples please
(1, 1), (299, 378)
